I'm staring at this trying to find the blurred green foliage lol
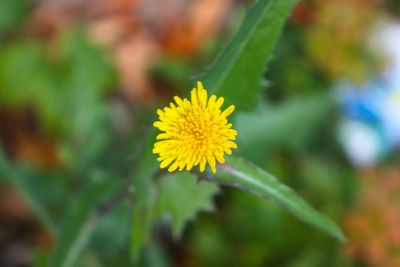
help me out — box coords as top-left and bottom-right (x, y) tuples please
(0, 0), (29, 36)
(236, 93), (334, 163)
(0, 0), (360, 266)
(203, 0), (298, 110)
(0, 30), (115, 139)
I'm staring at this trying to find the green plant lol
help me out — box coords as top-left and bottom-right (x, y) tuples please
(0, 0), (345, 266)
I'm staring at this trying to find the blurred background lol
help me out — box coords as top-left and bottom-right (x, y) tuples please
(1, 0), (400, 266)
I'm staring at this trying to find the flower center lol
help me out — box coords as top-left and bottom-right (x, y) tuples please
(181, 111), (213, 150)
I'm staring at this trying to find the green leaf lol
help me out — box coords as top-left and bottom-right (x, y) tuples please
(0, 0), (28, 35)
(32, 250), (51, 267)
(90, 201), (130, 258)
(202, 0), (298, 110)
(0, 42), (49, 105)
(236, 93), (334, 162)
(130, 129), (160, 261)
(52, 172), (123, 267)
(0, 29), (115, 139)
(213, 156), (345, 241)
(55, 211), (99, 267)
(0, 149), (57, 235)
(56, 28), (115, 140)
(139, 243), (169, 267)
(155, 172), (219, 238)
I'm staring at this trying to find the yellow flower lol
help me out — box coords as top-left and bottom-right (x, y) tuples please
(152, 81), (237, 173)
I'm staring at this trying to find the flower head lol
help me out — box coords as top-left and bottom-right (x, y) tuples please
(152, 81), (237, 173)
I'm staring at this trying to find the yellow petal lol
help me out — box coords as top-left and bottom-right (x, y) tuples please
(208, 95), (216, 107)
(191, 88), (198, 107)
(160, 157), (174, 169)
(168, 161), (179, 172)
(197, 81), (204, 91)
(215, 97), (224, 109)
(199, 157), (207, 172)
(174, 96), (184, 107)
(222, 105), (235, 117)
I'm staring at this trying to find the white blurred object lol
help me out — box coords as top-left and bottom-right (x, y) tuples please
(339, 120), (382, 167)
(338, 19), (400, 167)
(373, 20), (400, 146)
(372, 20), (400, 77)
(381, 90), (400, 146)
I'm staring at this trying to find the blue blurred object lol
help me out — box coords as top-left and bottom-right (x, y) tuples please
(337, 21), (400, 166)
(337, 72), (400, 166)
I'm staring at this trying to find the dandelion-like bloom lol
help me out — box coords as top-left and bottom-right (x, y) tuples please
(152, 81), (237, 173)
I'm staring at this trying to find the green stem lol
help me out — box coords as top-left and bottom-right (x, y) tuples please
(59, 187), (132, 267)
